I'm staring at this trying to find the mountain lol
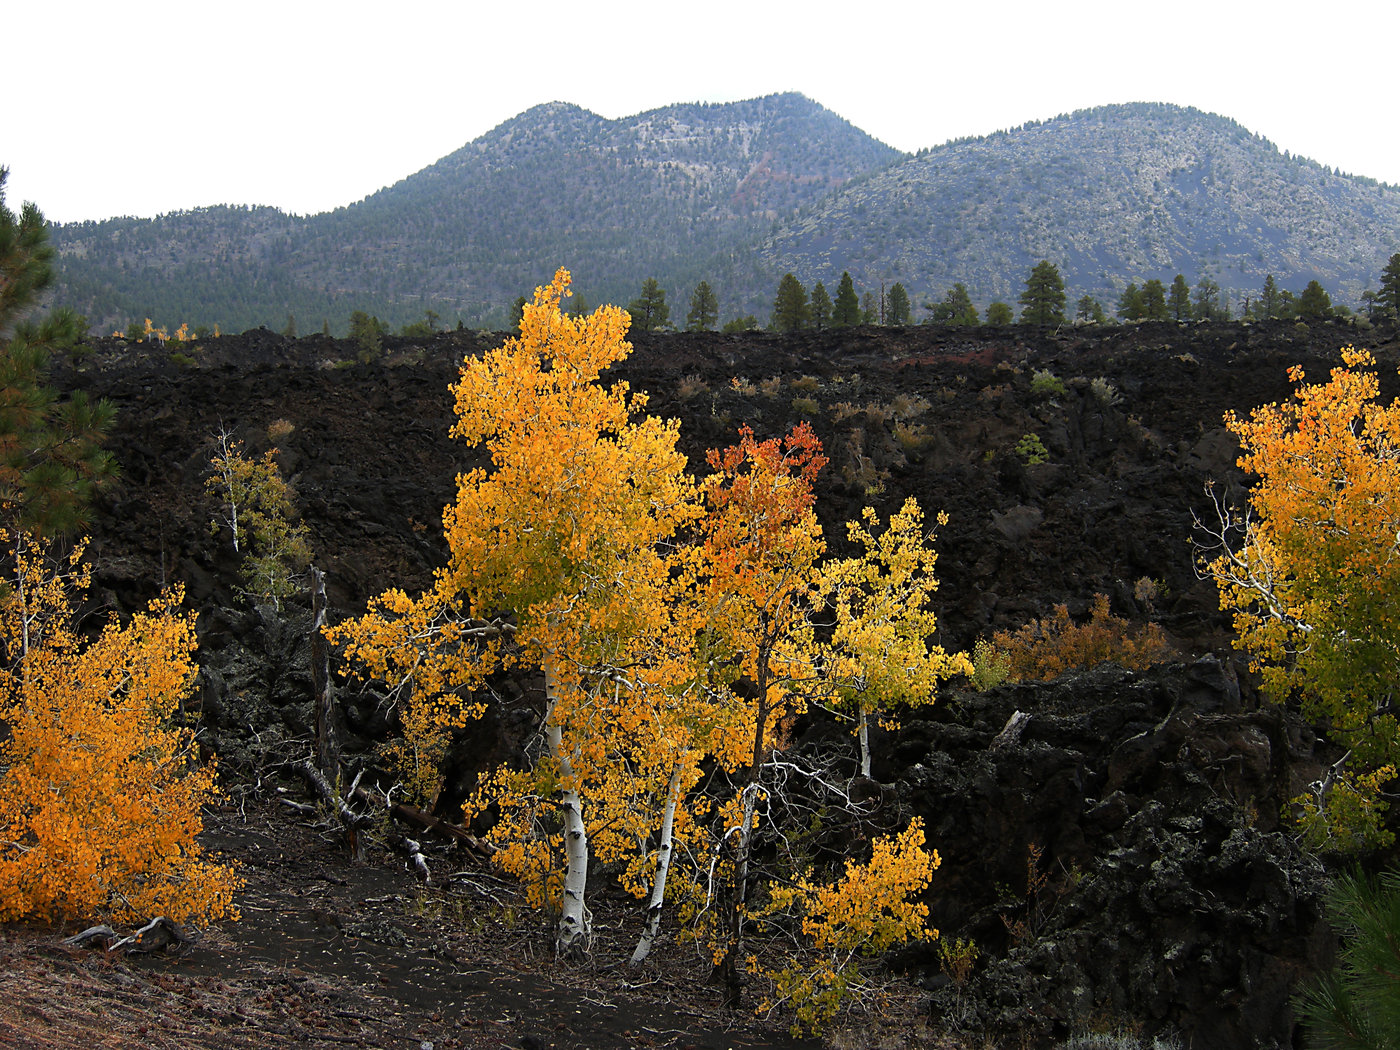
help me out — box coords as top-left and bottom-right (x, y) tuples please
(754, 102), (1400, 311)
(45, 99), (1400, 333)
(49, 93), (900, 332)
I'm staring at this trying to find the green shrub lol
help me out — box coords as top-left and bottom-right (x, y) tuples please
(969, 637), (1011, 691)
(1030, 369), (1067, 398)
(1015, 433), (1050, 465)
(1090, 376), (1123, 406)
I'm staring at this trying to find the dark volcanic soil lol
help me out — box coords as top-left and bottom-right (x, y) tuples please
(17, 316), (1399, 1049)
(65, 317), (1399, 651)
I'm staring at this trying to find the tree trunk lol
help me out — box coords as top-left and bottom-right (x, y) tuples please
(858, 702), (872, 779)
(630, 760), (684, 967)
(719, 640), (773, 1005)
(544, 660), (591, 958)
(310, 567), (341, 779)
(719, 779), (762, 1007)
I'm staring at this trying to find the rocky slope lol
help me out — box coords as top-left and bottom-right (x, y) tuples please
(49, 316), (1400, 1047)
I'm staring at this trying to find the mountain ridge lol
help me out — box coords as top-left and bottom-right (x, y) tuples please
(44, 96), (1400, 332)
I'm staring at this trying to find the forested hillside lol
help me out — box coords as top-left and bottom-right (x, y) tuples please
(50, 93), (899, 332)
(760, 102), (1400, 311)
(44, 98), (1400, 334)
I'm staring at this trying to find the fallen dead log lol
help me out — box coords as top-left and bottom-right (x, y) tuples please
(287, 759), (374, 861)
(351, 786), (494, 861)
(63, 916), (193, 954)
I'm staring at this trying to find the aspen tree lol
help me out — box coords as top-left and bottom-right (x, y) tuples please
(1200, 346), (1400, 849)
(0, 532), (240, 923)
(331, 269), (696, 955)
(694, 423), (827, 1002)
(820, 497), (972, 778)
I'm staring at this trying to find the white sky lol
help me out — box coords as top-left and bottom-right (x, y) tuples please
(7, 0), (1400, 223)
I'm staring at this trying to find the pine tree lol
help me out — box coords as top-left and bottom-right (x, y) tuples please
(1297, 869), (1400, 1046)
(0, 169), (117, 538)
(1375, 252), (1400, 322)
(1018, 260), (1066, 325)
(1296, 280), (1334, 319)
(1075, 295), (1105, 323)
(1141, 279), (1169, 320)
(686, 281), (718, 332)
(1259, 274), (1283, 320)
(929, 283), (979, 325)
(831, 272), (861, 327)
(887, 282), (911, 326)
(810, 282), (832, 330)
(1168, 274), (1193, 321)
(1117, 283), (1145, 321)
(985, 301), (1013, 325)
(628, 278), (670, 333)
(1194, 276), (1230, 321)
(771, 273), (810, 332)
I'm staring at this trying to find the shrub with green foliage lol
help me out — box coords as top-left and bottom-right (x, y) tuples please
(1030, 369), (1067, 398)
(1297, 869), (1400, 1049)
(206, 432), (312, 609)
(968, 637), (1012, 691)
(1015, 433), (1050, 465)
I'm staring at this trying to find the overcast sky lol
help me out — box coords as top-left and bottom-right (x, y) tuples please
(7, 0), (1399, 223)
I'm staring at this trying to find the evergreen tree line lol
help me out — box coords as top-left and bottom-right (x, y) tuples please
(598, 253), (1400, 336)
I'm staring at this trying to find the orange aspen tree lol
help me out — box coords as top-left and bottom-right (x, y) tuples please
(1199, 346), (1400, 849)
(0, 532), (241, 923)
(331, 269), (697, 956)
(820, 497), (972, 778)
(694, 423), (828, 1002)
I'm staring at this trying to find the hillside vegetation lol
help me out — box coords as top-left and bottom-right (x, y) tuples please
(43, 97), (1400, 335)
(50, 94), (899, 332)
(766, 102), (1400, 309)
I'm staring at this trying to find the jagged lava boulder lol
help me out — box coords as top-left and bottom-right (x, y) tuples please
(889, 657), (1333, 1048)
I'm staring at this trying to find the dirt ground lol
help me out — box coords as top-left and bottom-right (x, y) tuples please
(0, 797), (943, 1050)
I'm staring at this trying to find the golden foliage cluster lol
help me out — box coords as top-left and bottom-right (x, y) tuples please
(331, 268), (962, 1001)
(753, 819), (938, 1034)
(0, 534), (240, 923)
(991, 593), (1173, 682)
(1203, 347), (1400, 850)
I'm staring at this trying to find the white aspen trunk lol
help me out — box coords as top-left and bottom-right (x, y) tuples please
(215, 430), (241, 553)
(309, 567), (340, 778)
(544, 659), (591, 957)
(858, 702), (872, 779)
(630, 760), (684, 967)
(733, 780), (760, 908)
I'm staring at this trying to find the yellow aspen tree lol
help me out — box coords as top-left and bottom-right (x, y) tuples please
(610, 629), (743, 967)
(0, 532), (241, 923)
(752, 818), (939, 1035)
(206, 431), (312, 610)
(331, 269), (697, 956)
(1199, 346), (1400, 850)
(820, 497), (973, 778)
